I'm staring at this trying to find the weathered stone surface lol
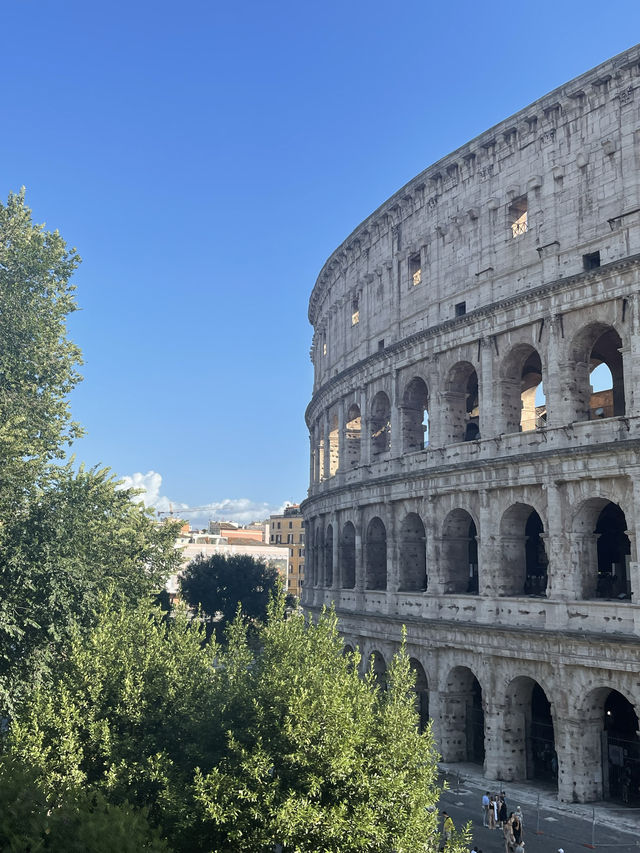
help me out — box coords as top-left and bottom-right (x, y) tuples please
(302, 45), (640, 804)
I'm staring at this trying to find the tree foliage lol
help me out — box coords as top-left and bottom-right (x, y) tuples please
(0, 192), (181, 716)
(179, 552), (281, 640)
(0, 189), (82, 510)
(8, 595), (468, 853)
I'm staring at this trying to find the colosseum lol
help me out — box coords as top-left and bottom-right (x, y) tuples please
(302, 44), (640, 805)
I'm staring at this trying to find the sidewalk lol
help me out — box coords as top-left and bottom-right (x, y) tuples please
(439, 762), (640, 837)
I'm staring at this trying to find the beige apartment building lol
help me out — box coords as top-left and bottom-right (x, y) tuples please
(269, 505), (305, 598)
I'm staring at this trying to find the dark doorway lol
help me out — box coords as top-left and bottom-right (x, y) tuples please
(596, 503), (631, 599)
(604, 691), (640, 805)
(524, 511), (548, 595)
(466, 677), (485, 765)
(529, 684), (557, 782)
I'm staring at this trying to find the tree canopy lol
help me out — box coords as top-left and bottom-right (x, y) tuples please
(0, 192), (181, 716)
(179, 552), (281, 640)
(8, 596), (467, 853)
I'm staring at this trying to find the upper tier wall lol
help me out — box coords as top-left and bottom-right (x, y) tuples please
(309, 43), (640, 392)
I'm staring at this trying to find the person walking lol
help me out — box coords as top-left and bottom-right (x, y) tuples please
(482, 791), (490, 827)
(441, 811), (454, 849)
(511, 813), (523, 847)
(489, 794), (498, 830)
(503, 814), (515, 853)
(498, 796), (508, 829)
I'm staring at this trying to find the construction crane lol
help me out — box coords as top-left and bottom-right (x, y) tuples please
(157, 504), (213, 518)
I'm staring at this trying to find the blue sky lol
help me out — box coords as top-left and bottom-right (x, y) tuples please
(3, 1), (639, 523)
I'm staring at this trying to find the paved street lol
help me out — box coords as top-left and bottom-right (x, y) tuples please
(438, 775), (639, 853)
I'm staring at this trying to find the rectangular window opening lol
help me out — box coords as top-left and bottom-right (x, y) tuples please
(378, 339), (385, 351)
(583, 251), (601, 270)
(351, 294), (360, 326)
(409, 252), (422, 287)
(510, 195), (528, 238)
(455, 301), (466, 317)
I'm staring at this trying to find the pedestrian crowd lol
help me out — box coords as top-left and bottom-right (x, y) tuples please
(442, 791), (527, 853)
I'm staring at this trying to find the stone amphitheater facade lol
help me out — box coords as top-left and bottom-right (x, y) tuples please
(301, 45), (640, 805)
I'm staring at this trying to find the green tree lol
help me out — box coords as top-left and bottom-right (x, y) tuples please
(0, 191), (181, 715)
(179, 552), (281, 641)
(0, 755), (169, 852)
(0, 189), (82, 512)
(9, 595), (468, 853)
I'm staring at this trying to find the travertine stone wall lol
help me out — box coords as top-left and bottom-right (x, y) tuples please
(303, 45), (640, 804)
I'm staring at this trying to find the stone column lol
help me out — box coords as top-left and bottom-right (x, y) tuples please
(322, 415), (331, 482)
(483, 700), (521, 780)
(478, 490), (499, 596)
(425, 501), (438, 594)
(387, 503), (400, 610)
(390, 369), (402, 458)
(544, 481), (571, 599)
(359, 389), (370, 466)
(625, 292), (640, 417)
(438, 689), (474, 763)
(479, 337), (495, 439)
(544, 314), (564, 427)
(569, 532), (599, 599)
(355, 508), (365, 609)
(629, 478), (640, 605)
(336, 398), (346, 475)
(555, 715), (603, 803)
(331, 511), (340, 592)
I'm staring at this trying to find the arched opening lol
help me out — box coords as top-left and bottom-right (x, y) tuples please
(345, 403), (361, 468)
(443, 362), (480, 444)
(402, 377), (429, 452)
(365, 517), (387, 590)
(524, 511), (549, 596)
(324, 524), (333, 587)
(572, 323), (625, 421)
(500, 345), (545, 433)
(370, 650), (387, 690)
(312, 526), (322, 586)
(500, 504), (548, 596)
(342, 643), (356, 672)
(441, 666), (484, 764)
(441, 509), (478, 594)
(328, 414), (339, 476)
(596, 503), (631, 600)
(399, 512), (427, 591)
(530, 684), (557, 782)
(370, 391), (391, 458)
(604, 691), (639, 804)
(572, 498), (632, 600)
(340, 521), (356, 589)
(410, 658), (430, 732)
(317, 436), (325, 481)
(503, 677), (557, 786)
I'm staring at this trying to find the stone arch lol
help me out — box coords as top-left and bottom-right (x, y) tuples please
(370, 391), (391, 458)
(324, 523), (334, 587)
(370, 650), (387, 689)
(440, 665), (485, 764)
(502, 676), (557, 785)
(571, 322), (625, 421)
(398, 512), (427, 591)
(499, 343), (544, 433)
(572, 498), (631, 600)
(499, 503), (548, 596)
(410, 658), (430, 732)
(340, 521), (356, 589)
(315, 524), (325, 587)
(365, 516), (387, 590)
(402, 376), (429, 451)
(441, 508), (478, 594)
(345, 403), (361, 468)
(442, 361), (480, 444)
(328, 413), (339, 476)
(576, 686), (640, 803)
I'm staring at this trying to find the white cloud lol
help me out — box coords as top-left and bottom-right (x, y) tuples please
(119, 470), (292, 526)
